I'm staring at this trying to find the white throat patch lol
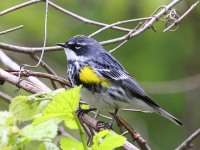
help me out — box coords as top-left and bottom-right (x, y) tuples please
(64, 48), (85, 61)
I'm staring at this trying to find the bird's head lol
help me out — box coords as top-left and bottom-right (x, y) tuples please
(57, 35), (104, 61)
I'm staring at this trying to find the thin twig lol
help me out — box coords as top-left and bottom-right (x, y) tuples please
(29, 53), (59, 89)
(100, 0), (186, 45)
(115, 115), (151, 150)
(9, 70), (71, 87)
(0, 0), (42, 16)
(0, 25), (23, 35)
(89, 17), (152, 37)
(0, 69), (45, 93)
(0, 91), (12, 103)
(109, 23), (142, 53)
(21, 0), (49, 71)
(29, 53), (57, 75)
(80, 114), (140, 150)
(0, 43), (60, 53)
(163, 1), (199, 32)
(0, 50), (51, 91)
(176, 128), (200, 150)
(48, 1), (131, 32)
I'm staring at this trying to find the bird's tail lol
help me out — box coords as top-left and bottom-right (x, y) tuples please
(155, 107), (183, 126)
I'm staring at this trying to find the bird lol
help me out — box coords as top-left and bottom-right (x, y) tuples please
(57, 35), (183, 127)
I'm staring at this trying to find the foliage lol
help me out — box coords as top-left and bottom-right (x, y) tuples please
(0, 86), (126, 150)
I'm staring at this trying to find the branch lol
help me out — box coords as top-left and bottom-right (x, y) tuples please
(8, 70), (71, 88)
(89, 17), (152, 37)
(99, 0), (190, 45)
(176, 128), (200, 150)
(0, 0), (42, 16)
(0, 25), (23, 35)
(0, 91), (12, 103)
(0, 50), (51, 91)
(115, 116), (151, 150)
(0, 69), (45, 93)
(163, 1), (199, 32)
(0, 43), (60, 53)
(79, 114), (140, 150)
(48, 1), (131, 33)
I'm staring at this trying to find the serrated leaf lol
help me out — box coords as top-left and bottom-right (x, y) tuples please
(38, 142), (59, 150)
(60, 137), (84, 150)
(9, 96), (39, 121)
(34, 86), (81, 129)
(92, 130), (126, 150)
(20, 119), (60, 142)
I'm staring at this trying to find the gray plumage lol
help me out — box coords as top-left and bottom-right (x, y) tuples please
(57, 35), (183, 126)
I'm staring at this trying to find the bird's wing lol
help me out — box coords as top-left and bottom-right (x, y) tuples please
(99, 68), (159, 107)
(87, 52), (159, 107)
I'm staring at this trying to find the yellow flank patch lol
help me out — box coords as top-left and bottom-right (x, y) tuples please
(79, 66), (109, 87)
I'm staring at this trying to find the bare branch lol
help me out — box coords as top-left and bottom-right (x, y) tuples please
(0, 43), (59, 53)
(0, 91), (12, 103)
(115, 115), (151, 150)
(48, 1), (131, 32)
(79, 114), (140, 150)
(0, 50), (51, 91)
(0, 0), (42, 16)
(29, 53), (59, 89)
(176, 128), (200, 150)
(9, 70), (71, 88)
(0, 69), (45, 93)
(89, 17), (152, 37)
(0, 25), (23, 35)
(164, 1), (199, 32)
(100, 0), (187, 45)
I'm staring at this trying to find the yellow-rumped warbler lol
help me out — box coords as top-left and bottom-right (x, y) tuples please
(57, 35), (183, 126)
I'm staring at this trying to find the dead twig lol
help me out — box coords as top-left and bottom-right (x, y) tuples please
(176, 128), (200, 150)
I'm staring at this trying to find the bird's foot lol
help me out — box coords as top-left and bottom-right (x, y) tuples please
(76, 108), (97, 118)
(96, 121), (112, 131)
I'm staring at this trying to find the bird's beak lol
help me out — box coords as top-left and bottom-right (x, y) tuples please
(57, 43), (66, 47)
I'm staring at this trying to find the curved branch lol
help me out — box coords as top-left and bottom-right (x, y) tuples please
(79, 114), (140, 150)
(176, 128), (200, 150)
(0, 69), (45, 93)
(0, 25), (23, 35)
(48, 1), (131, 32)
(0, 43), (60, 53)
(0, 0), (42, 16)
(9, 70), (71, 87)
(100, 0), (188, 45)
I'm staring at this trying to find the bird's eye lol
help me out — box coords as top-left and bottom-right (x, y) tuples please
(75, 43), (81, 50)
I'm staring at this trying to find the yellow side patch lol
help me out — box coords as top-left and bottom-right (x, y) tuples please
(79, 66), (109, 87)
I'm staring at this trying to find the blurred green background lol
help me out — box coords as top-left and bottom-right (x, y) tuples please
(0, 0), (200, 149)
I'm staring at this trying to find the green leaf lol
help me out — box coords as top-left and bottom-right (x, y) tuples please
(60, 137), (84, 150)
(20, 119), (60, 143)
(80, 104), (90, 110)
(9, 96), (39, 121)
(0, 111), (15, 126)
(38, 142), (59, 150)
(92, 130), (126, 150)
(34, 86), (81, 129)
(0, 146), (13, 150)
(0, 128), (9, 147)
